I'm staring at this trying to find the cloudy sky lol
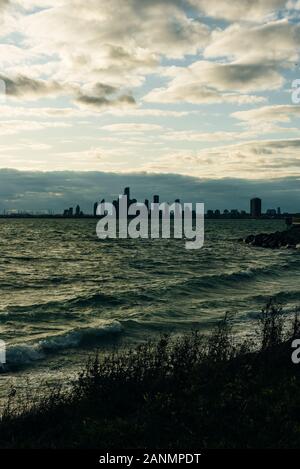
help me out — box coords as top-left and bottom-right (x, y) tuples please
(0, 0), (300, 210)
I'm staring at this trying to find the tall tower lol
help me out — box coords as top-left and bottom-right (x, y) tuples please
(250, 198), (262, 218)
(124, 187), (130, 200)
(93, 202), (98, 217)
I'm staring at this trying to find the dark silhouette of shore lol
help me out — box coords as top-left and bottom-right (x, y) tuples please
(1, 302), (300, 449)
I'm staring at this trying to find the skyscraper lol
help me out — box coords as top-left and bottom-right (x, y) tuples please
(250, 198), (262, 218)
(153, 195), (159, 204)
(93, 202), (98, 217)
(124, 187), (130, 199)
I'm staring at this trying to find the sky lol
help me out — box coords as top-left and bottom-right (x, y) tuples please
(0, 0), (300, 211)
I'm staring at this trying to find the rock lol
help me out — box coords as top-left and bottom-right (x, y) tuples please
(245, 234), (255, 244)
(245, 227), (300, 249)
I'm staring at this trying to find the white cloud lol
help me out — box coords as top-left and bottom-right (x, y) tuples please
(101, 123), (163, 133)
(0, 104), (192, 119)
(204, 20), (300, 67)
(191, 0), (287, 21)
(140, 138), (300, 179)
(15, 0), (210, 87)
(0, 119), (71, 135)
(144, 60), (277, 104)
(0, 0), (299, 178)
(232, 104), (300, 123)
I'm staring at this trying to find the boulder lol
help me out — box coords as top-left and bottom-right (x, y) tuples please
(244, 227), (300, 249)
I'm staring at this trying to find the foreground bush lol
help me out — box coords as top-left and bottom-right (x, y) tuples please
(1, 302), (300, 448)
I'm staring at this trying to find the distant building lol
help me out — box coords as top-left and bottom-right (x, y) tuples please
(75, 205), (81, 216)
(63, 207), (73, 217)
(277, 207), (281, 216)
(124, 187), (130, 199)
(214, 209), (220, 216)
(153, 195), (160, 204)
(266, 209), (276, 216)
(230, 209), (239, 216)
(93, 202), (98, 217)
(250, 198), (262, 218)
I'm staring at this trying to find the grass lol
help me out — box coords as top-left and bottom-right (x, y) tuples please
(1, 301), (300, 448)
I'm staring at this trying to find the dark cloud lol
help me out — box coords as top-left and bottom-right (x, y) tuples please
(75, 82), (136, 109)
(0, 74), (63, 99)
(0, 73), (136, 108)
(0, 0), (9, 10)
(0, 169), (299, 213)
(76, 93), (136, 109)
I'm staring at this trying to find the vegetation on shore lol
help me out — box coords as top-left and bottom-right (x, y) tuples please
(1, 302), (300, 449)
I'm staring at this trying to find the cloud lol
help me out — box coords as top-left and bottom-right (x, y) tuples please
(0, 44), (41, 67)
(144, 60), (277, 104)
(76, 93), (135, 110)
(0, 119), (71, 135)
(101, 123), (163, 133)
(0, 105), (90, 119)
(0, 0), (17, 37)
(0, 0), (299, 182)
(0, 168), (300, 213)
(0, 104), (192, 119)
(16, 0), (210, 88)
(0, 0), (9, 10)
(139, 138), (300, 179)
(0, 141), (51, 152)
(161, 130), (257, 143)
(191, 0), (287, 21)
(288, 0), (300, 9)
(204, 20), (300, 67)
(0, 74), (64, 100)
(0, 73), (136, 109)
(232, 104), (300, 123)
(0, 1), (295, 110)
(76, 90), (136, 110)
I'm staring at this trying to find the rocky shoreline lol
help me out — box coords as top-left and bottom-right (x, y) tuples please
(244, 226), (300, 249)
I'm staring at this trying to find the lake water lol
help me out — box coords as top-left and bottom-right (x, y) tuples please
(0, 218), (298, 398)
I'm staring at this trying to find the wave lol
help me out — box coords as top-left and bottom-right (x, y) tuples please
(6, 320), (123, 365)
(4, 292), (123, 316)
(249, 290), (300, 304)
(180, 262), (299, 291)
(69, 292), (123, 308)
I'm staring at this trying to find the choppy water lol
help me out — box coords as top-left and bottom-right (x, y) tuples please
(0, 218), (299, 395)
